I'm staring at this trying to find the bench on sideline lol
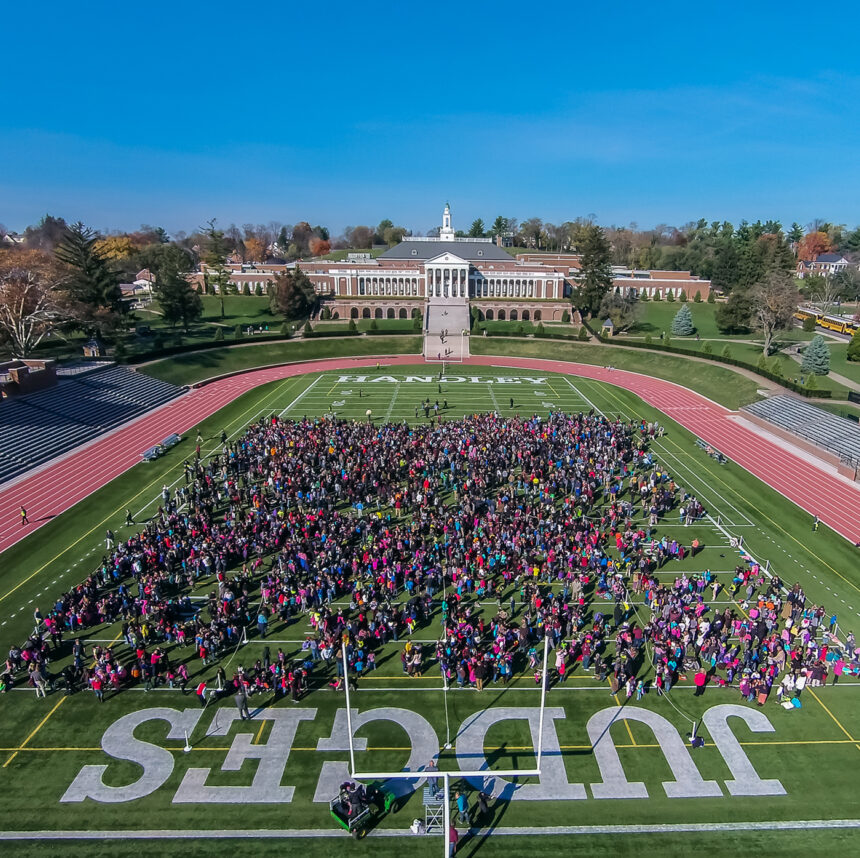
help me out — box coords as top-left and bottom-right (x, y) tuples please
(142, 433), (182, 462)
(696, 437), (728, 464)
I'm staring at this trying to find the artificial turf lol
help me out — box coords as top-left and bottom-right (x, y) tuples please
(1, 365), (858, 856)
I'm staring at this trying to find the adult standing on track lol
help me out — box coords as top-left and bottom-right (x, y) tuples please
(19, 505), (28, 526)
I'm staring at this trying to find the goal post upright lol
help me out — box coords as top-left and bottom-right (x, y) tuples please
(340, 616), (549, 857)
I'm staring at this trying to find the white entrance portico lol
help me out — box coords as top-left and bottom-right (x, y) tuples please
(424, 252), (470, 302)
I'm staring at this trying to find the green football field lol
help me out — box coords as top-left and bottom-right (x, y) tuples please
(1, 364), (858, 857)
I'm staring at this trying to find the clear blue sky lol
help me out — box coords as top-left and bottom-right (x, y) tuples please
(2, 2), (859, 237)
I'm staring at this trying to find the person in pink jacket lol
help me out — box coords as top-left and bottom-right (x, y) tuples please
(832, 658), (845, 685)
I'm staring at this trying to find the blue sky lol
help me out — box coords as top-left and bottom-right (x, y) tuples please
(2, 2), (859, 236)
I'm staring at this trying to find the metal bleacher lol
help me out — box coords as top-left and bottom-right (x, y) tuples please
(742, 395), (860, 465)
(0, 366), (185, 486)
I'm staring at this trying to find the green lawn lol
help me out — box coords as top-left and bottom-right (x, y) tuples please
(471, 338), (764, 409)
(200, 294), (279, 327)
(139, 336), (423, 386)
(1, 367), (859, 855)
(822, 341), (860, 386)
(629, 301), (815, 347)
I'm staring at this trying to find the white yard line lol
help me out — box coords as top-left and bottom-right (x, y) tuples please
(279, 375), (321, 417)
(4, 819), (860, 839)
(563, 377), (599, 412)
(384, 382), (401, 422)
(577, 377), (753, 526)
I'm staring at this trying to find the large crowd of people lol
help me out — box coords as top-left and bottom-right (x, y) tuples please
(2, 409), (857, 713)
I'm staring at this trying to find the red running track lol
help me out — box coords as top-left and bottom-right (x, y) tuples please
(0, 354), (858, 557)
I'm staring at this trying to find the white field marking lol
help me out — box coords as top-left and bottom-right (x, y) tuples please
(279, 375), (322, 417)
(584, 382), (755, 527)
(563, 377), (599, 412)
(383, 382), (401, 422)
(487, 382), (501, 412)
(131, 404), (275, 520)
(4, 820), (860, 840)
(574, 382), (749, 527)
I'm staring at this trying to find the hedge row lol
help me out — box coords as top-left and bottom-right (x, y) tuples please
(127, 332), (289, 364)
(581, 321), (838, 400)
(302, 330), (360, 339)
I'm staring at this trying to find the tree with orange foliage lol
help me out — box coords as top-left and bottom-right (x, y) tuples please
(0, 249), (70, 356)
(243, 236), (266, 262)
(796, 231), (832, 261)
(309, 237), (331, 257)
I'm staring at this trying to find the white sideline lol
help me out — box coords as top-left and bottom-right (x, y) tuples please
(3, 818), (860, 839)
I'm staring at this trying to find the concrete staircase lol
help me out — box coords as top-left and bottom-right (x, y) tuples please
(423, 303), (470, 361)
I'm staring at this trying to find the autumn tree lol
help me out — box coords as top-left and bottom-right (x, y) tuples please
(346, 225), (374, 249)
(0, 249), (69, 356)
(796, 231), (833, 261)
(54, 222), (124, 336)
(94, 235), (138, 261)
(270, 267), (316, 320)
(749, 271), (801, 355)
(309, 237), (332, 256)
(572, 225), (613, 316)
(243, 236), (266, 262)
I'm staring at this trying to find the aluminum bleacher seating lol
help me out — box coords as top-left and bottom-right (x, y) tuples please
(0, 366), (185, 486)
(742, 395), (860, 464)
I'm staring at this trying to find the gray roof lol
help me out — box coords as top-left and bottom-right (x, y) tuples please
(379, 240), (513, 262)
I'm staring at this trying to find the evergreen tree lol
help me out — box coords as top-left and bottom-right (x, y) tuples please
(202, 220), (232, 312)
(671, 303), (694, 336)
(801, 335), (830, 375)
(572, 225), (613, 316)
(270, 266), (316, 320)
(155, 257), (203, 332)
(55, 222), (123, 335)
(847, 327), (860, 362)
(715, 290), (754, 333)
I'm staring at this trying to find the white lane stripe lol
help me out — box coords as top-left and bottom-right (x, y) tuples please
(3, 819), (860, 839)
